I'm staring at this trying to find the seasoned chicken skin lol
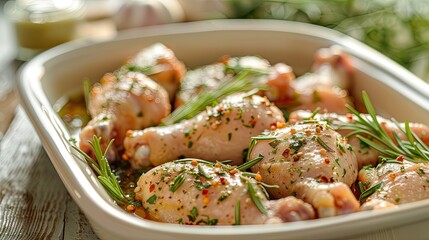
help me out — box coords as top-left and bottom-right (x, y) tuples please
(135, 160), (315, 225)
(79, 72), (170, 161)
(120, 43), (186, 102)
(175, 56), (295, 108)
(123, 94), (285, 169)
(276, 46), (354, 115)
(359, 161), (429, 207)
(289, 110), (429, 168)
(249, 121), (360, 217)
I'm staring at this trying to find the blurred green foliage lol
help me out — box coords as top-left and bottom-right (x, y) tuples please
(228, 0), (429, 81)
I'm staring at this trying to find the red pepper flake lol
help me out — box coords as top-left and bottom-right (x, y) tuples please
(191, 159), (198, 166)
(282, 149), (290, 158)
(126, 130), (133, 137)
(126, 205), (136, 213)
(305, 129), (311, 136)
(220, 177), (227, 185)
(203, 196), (210, 204)
(345, 113), (354, 122)
(270, 122), (277, 130)
(396, 155), (404, 162)
(122, 154), (129, 160)
(255, 172), (262, 182)
(202, 189), (209, 195)
(320, 176), (329, 183)
(324, 158), (330, 164)
(229, 168), (239, 175)
(250, 119), (258, 127)
(149, 183), (156, 192)
(277, 122), (286, 129)
(290, 128), (297, 134)
(389, 173), (396, 181)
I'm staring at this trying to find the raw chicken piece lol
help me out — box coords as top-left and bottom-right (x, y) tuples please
(119, 43), (186, 102)
(358, 161), (429, 206)
(248, 121), (360, 218)
(289, 110), (429, 168)
(135, 160), (315, 225)
(123, 94), (285, 169)
(175, 55), (295, 108)
(79, 72), (170, 161)
(276, 46), (354, 115)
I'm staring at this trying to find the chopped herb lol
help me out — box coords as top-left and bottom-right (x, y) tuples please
(269, 139), (282, 149)
(358, 182), (364, 193)
(289, 139), (303, 152)
(146, 194), (157, 204)
(188, 207), (199, 222)
(170, 173), (186, 192)
(196, 182), (211, 190)
(187, 141), (193, 148)
(316, 136), (334, 152)
(234, 199), (241, 225)
(417, 168), (426, 176)
(338, 142), (346, 153)
(228, 132), (232, 141)
(362, 165), (372, 170)
(178, 218), (183, 224)
(247, 181), (267, 215)
(218, 192), (230, 202)
(198, 165), (213, 179)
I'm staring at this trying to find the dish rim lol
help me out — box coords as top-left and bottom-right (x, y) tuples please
(17, 19), (429, 239)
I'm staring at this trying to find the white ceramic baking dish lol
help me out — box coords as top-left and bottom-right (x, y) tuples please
(17, 19), (429, 240)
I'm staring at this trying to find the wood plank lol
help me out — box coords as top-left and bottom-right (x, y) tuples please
(0, 109), (98, 239)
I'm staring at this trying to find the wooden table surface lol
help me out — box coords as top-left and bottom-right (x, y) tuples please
(0, 11), (113, 239)
(0, 108), (99, 239)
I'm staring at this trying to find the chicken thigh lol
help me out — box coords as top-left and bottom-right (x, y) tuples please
(135, 160), (315, 225)
(248, 120), (360, 217)
(276, 46), (354, 115)
(79, 72), (170, 161)
(119, 43), (186, 102)
(359, 160), (429, 208)
(123, 94), (285, 169)
(175, 55), (295, 108)
(289, 110), (429, 168)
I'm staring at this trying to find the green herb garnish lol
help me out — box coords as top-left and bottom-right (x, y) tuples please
(246, 179), (268, 215)
(234, 199), (241, 225)
(342, 91), (429, 163)
(316, 136), (334, 152)
(71, 136), (132, 206)
(162, 70), (266, 125)
(237, 154), (264, 171)
(170, 173), (186, 192)
(359, 181), (383, 202)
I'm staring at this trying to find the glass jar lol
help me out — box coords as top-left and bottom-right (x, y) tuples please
(4, 0), (85, 60)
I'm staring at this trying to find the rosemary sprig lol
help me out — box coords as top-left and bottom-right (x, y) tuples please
(237, 154), (264, 171)
(162, 70), (266, 125)
(71, 136), (131, 206)
(246, 180), (268, 215)
(169, 172), (186, 192)
(234, 199), (241, 225)
(359, 182), (383, 202)
(315, 136), (335, 152)
(341, 91), (429, 163)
